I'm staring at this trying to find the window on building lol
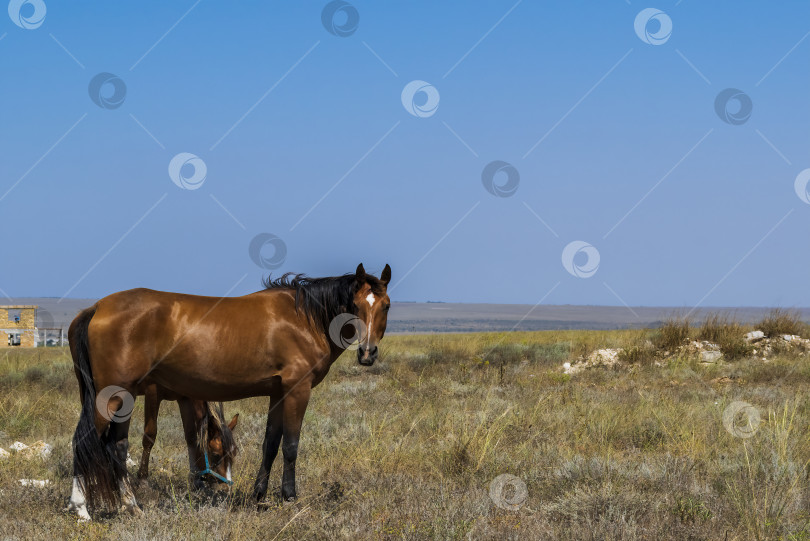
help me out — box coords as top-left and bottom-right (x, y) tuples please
(8, 309), (21, 323)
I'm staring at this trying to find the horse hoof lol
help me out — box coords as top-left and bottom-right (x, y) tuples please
(66, 504), (92, 522)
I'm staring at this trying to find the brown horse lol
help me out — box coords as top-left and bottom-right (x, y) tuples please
(136, 384), (239, 487)
(68, 263), (391, 520)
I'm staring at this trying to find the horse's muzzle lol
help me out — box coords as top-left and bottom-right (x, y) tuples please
(210, 480), (231, 492)
(357, 345), (378, 366)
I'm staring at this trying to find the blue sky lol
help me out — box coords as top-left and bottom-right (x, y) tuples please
(1, 1), (809, 306)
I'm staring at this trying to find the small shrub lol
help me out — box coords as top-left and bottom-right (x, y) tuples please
(531, 342), (571, 365)
(484, 344), (525, 366)
(0, 370), (24, 390)
(718, 339), (754, 361)
(618, 340), (657, 366)
(441, 440), (472, 477)
(625, 421), (666, 450)
(23, 366), (45, 383)
(757, 308), (809, 338)
(479, 342), (570, 368)
(43, 362), (74, 391)
(653, 317), (691, 351)
(424, 340), (472, 366)
(698, 313), (733, 343)
(672, 496), (712, 523)
(698, 314), (752, 361)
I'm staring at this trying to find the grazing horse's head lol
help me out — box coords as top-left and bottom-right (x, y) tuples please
(353, 263), (391, 366)
(197, 403), (239, 489)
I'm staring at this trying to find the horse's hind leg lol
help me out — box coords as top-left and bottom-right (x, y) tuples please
(67, 461), (92, 521)
(68, 396), (115, 521)
(137, 385), (160, 482)
(253, 395), (283, 503)
(109, 417), (142, 516)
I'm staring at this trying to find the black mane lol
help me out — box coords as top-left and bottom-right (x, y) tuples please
(263, 272), (384, 333)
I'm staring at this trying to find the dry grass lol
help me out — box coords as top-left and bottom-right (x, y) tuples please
(756, 309), (810, 339)
(1, 328), (809, 540)
(698, 314), (753, 361)
(652, 316), (691, 352)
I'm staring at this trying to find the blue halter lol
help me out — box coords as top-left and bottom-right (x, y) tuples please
(197, 449), (232, 485)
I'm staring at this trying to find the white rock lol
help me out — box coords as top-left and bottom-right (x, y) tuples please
(126, 453), (136, 467)
(588, 348), (622, 365)
(18, 479), (50, 488)
(681, 341), (719, 354)
(29, 441), (52, 459)
(781, 335), (800, 342)
(0, 448), (9, 460)
(745, 331), (765, 342)
(563, 348), (625, 375)
(11, 441), (51, 460)
(700, 351), (723, 363)
(563, 361), (586, 375)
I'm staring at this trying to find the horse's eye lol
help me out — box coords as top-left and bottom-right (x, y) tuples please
(383, 304), (390, 312)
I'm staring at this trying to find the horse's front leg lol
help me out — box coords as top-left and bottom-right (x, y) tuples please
(253, 395), (283, 502)
(137, 385), (160, 482)
(281, 384), (312, 502)
(177, 398), (204, 489)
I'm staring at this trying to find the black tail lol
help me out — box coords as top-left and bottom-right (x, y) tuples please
(70, 306), (120, 510)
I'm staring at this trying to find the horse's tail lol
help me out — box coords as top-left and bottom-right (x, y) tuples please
(70, 306), (120, 509)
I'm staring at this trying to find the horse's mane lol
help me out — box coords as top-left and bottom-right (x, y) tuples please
(197, 402), (235, 457)
(263, 272), (384, 333)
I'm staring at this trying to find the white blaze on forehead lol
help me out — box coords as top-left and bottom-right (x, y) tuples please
(366, 293), (376, 307)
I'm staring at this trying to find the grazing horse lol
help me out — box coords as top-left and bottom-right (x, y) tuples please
(66, 385), (239, 521)
(68, 263), (391, 520)
(136, 384), (239, 488)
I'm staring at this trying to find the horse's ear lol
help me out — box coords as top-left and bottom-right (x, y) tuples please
(380, 264), (391, 286)
(355, 263), (366, 282)
(228, 413), (239, 431)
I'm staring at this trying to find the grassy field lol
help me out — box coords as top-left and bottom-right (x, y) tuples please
(1, 324), (809, 540)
